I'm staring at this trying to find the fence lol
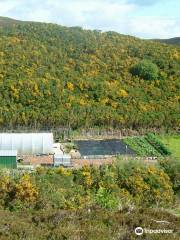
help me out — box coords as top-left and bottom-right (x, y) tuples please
(0, 127), (165, 141)
(71, 155), (158, 167)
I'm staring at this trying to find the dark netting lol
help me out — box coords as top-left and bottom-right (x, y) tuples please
(75, 139), (135, 156)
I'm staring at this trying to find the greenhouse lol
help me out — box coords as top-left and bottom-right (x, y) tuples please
(0, 133), (54, 155)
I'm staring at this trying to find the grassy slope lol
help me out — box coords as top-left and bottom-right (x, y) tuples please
(159, 135), (180, 159)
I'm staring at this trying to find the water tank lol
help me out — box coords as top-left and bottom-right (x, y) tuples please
(0, 133), (53, 155)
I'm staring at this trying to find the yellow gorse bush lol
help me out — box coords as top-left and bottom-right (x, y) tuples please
(55, 166), (72, 176)
(123, 166), (174, 206)
(82, 166), (93, 187)
(0, 175), (11, 201)
(15, 174), (38, 203)
(0, 175), (10, 192)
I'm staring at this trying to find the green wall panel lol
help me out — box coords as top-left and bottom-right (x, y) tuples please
(0, 156), (17, 169)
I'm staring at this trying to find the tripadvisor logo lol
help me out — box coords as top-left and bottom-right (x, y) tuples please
(135, 227), (173, 236)
(135, 227), (143, 236)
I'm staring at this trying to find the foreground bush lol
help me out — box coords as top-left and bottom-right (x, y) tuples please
(158, 158), (180, 194)
(118, 165), (173, 206)
(0, 173), (38, 210)
(0, 162), (175, 211)
(0, 162), (179, 239)
(72, 163), (173, 208)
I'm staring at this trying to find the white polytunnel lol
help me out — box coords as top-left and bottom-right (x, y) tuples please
(0, 133), (54, 155)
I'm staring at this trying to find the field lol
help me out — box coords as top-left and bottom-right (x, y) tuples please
(159, 135), (180, 159)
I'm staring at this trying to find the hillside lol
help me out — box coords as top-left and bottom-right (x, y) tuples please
(0, 16), (26, 27)
(0, 17), (179, 130)
(154, 37), (180, 45)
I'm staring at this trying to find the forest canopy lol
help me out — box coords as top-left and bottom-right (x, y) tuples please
(0, 17), (179, 130)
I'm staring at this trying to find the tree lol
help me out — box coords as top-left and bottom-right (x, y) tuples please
(130, 60), (159, 80)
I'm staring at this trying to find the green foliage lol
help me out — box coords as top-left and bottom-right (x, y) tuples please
(123, 136), (161, 156)
(64, 142), (77, 153)
(159, 135), (180, 159)
(145, 133), (172, 155)
(72, 163), (174, 208)
(130, 60), (159, 80)
(0, 161), (176, 211)
(0, 161), (179, 239)
(121, 167), (173, 206)
(94, 187), (119, 210)
(35, 168), (91, 210)
(158, 158), (180, 193)
(116, 160), (174, 207)
(0, 20), (179, 130)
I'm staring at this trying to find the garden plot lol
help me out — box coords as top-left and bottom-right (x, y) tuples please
(75, 139), (135, 157)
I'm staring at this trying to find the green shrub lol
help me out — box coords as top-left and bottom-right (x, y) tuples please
(130, 60), (159, 80)
(116, 161), (174, 207)
(0, 162), (175, 211)
(94, 187), (119, 210)
(73, 165), (94, 190)
(158, 158), (180, 193)
(64, 142), (77, 153)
